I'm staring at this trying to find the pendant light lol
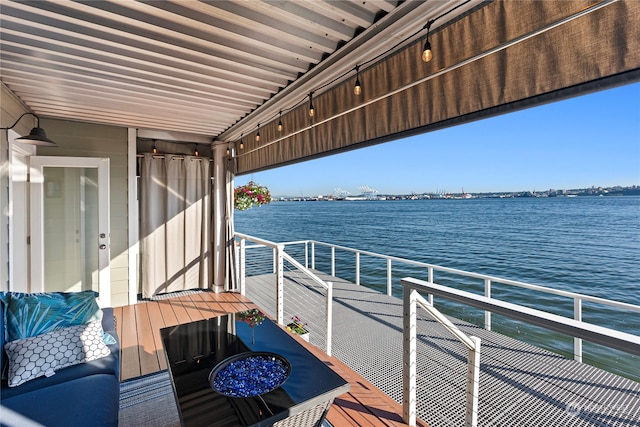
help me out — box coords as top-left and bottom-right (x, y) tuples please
(308, 92), (315, 118)
(422, 20), (434, 62)
(239, 133), (244, 150)
(277, 111), (283, 132)
(354, 65), (362, 96)
(255, 124), (260, 142)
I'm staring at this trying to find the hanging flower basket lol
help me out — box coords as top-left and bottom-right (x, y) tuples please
(234, 181), (272, 211)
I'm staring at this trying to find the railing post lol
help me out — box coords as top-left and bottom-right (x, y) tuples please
(484, 278), (492, 331)
(276, 244), (284, 325)
(465, 336), (481, 427)
(326, 281), (333, 356)
(402, 287), (417, 427)
(304, 241), (309, 269)
(427, 266), (434, 305)
(387, 259), (392, 296)
(574, 297), (583, 363)
(355, 252), (360, 286)
(331, 246), (336, 276)
(273, 247), (277, 274)
(239, 238), (246, 295)
(311, 241), (315, 270)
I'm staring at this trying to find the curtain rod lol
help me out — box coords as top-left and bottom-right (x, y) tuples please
(136, 154), (212, 161)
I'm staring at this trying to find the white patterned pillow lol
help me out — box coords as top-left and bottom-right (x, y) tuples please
(4, 320), (111, 387)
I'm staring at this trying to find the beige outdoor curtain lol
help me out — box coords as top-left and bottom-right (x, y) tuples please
(139, 154), (212, 298)
(224, 157), (237, 291)
(235, 0), (640, 174)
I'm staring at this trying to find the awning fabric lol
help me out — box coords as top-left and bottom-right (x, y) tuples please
(235, 0), (640, 174)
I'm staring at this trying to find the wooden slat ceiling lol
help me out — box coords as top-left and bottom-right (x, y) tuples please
(0, 0), (480, 143)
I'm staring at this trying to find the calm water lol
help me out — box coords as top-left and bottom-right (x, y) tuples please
(235, 196), (640, 380)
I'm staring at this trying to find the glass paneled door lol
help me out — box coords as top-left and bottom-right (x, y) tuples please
(30, 157), (110, 307)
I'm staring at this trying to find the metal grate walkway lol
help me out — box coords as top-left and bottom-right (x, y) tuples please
(245, 271), (640, 427)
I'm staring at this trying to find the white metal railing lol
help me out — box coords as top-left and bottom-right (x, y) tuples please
(235, 232), (333, 355)
(282, 252), (333, 356)
(280, 239), (640, 363)
(402, 283), (481, 427)
(401, 276), (640, 427)
(402, 277), (640, 357)
(238, 235), (640, 424)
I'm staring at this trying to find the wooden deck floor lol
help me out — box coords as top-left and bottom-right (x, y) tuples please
(113, 291), (429, 427)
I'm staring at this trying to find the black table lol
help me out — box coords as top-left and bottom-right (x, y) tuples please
(160, 310), (350, 427)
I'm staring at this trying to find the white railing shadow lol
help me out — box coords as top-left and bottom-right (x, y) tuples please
(402, 282), (481, 427)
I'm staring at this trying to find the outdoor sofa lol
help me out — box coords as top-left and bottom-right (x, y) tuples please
(0, 291), (120, 427)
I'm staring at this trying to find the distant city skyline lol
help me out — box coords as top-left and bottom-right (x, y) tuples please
(235, 82), (640, 197)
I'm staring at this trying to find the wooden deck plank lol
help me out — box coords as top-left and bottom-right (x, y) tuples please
(186, 292), (218, 319)
(155, 298), (180, 327)
(170, 296), (197, 324)
(157, 296), (189, 324)
(118, 304), (141, 381)
(145, 301), (168, 372)
(327, 400), (383, 427)
(189, 291), (231, 318)
(134, 302), (163, 377)
(174, 294), (206, 322)
(218, 290), (251, 312)
(326, 405), (363, 427)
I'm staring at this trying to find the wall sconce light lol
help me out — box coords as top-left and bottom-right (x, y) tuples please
(0, 112), (58, 146)
(354, 65), (362, 96)
(422, 20), (434, 63)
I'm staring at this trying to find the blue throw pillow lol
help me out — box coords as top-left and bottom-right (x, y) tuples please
(0, 291), (102, 342)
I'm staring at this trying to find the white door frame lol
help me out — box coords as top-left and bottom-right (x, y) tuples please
(29, 156), (111, 307)
(8, 130), (36, 292)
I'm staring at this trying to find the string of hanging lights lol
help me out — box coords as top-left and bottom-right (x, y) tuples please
(231, 0), (473, 157)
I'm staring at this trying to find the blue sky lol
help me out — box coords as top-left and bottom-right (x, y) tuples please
(236, 82), (640, 197)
